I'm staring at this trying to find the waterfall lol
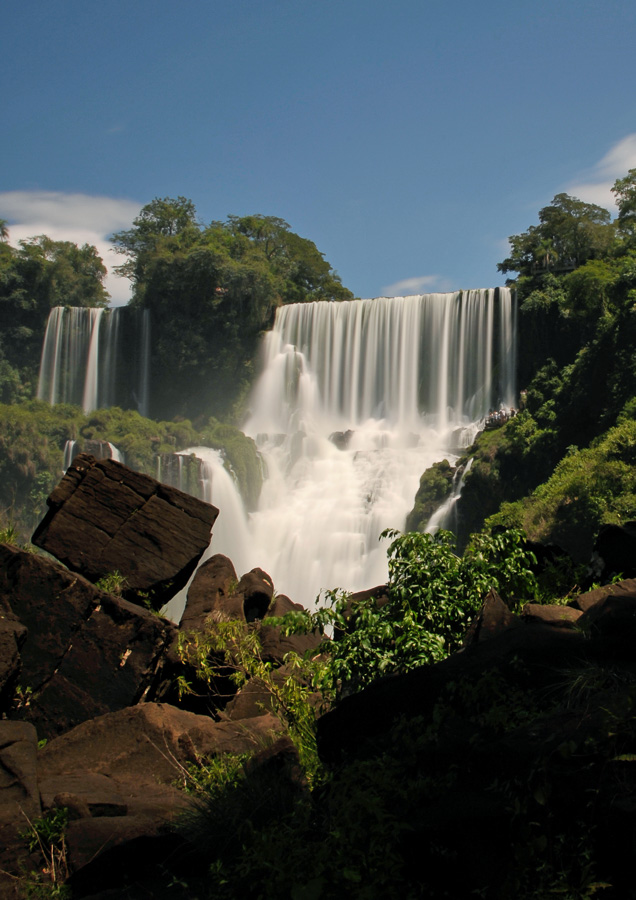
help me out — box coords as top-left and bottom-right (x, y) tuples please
(37, 306), (151, 413)
(243, 288), (515, 607)
(426, 458), (474, 536)
(39, 289), (516, 613)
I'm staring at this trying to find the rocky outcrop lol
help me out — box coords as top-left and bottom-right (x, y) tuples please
(0, 543), (177, 739)
(0, 722), (41, 899)
(180, 554), (241, 632)
(32, 453), (219, 609)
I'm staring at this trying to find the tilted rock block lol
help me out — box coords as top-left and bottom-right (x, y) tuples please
(32, 452), (219, 608)
(0, 544), (177, 739)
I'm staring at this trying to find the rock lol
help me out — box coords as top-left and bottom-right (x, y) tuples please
(0, 594), (26, 714)
(570, 578), (636, 612)
(258, 594), (322, 664)
(32, 453), (218, 609)
(577, 593), (636, 649)
(316, 623), (588, 764)
(521, 603), (583, 627)
(223, 670), (289, 720)
(0, 722), (41, 896)
(235, 568), (274, 623)
(180, 553), (240, 632)
(587, 522), (636, 585)
(463, 588), (521, 645)
(37, 704), (284, 887)
(329, 429), (354, 450)
(0, 544), (177, 739)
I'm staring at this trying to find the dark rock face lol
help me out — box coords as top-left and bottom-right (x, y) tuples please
(0, 543), (177, 738)
(588, 522), (636, 585)
(0, 721), (41, 897)
(236, 568), (275, 623)
(36, 704), (284, 893)
(0, 598), (26, 712)
(463, 587), (521, 645)
(32, 453), (218, 609)
(258, 594), (322, 664)
(180, 553), (240, 632)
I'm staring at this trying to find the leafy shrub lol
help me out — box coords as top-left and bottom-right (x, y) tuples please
(272, 527), (538, 699)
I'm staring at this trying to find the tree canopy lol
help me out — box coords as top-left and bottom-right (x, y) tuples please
(111, 199), (354, 419)
(0, 235), (109, 402)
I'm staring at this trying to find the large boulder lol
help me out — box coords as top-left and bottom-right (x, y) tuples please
(36, 704), (283, 892)
(0, 544), (177, 739)
(258, 594), (323, 664)
(180, 553), (240, 632)
(32, 453), (219, 609)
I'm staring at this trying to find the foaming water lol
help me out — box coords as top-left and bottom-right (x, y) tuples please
(240, 289), (515, 607)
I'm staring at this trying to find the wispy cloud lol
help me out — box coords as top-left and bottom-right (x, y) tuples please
(381, 274), (453, 297)
(565, 133), (636, 211)
(0, 191), (140, 306)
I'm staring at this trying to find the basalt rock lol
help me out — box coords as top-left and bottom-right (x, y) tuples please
(587, 522), (636, 585)
(258, 593), (323, 664)
(180, 553), (241, 632)
(35, 704), (284, 895)
(0, 721), (41, 898)
(0, 543), (177, 739)
(32, 453), (218, 609)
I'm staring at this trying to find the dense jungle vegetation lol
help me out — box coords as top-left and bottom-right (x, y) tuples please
(409, 170), (636, 561)
(3, 178), (636, 898)
(0, 204), (350, 537)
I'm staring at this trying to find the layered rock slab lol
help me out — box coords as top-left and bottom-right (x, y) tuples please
(32, 452), (219, 608)
(0, 544), (177, 738)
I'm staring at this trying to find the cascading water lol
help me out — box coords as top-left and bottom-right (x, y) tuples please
(243, 288), (516, 607)
(38, 289), (516, 613)
(426, 458), (474, 536)
(37, 306), (151, 414)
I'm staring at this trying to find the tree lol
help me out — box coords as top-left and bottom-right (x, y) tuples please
(0, 236), (109, 397)
(111, 196), (201, 291)
(110, 199), (353, 419)
(613, 168), (636, 243)
(498, 193), (615, 285)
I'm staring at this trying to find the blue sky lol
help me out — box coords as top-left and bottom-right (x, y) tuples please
(2, 0), (636, 305)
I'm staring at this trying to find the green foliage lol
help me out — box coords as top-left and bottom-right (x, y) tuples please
(174, 751), (252, 796)
(176, 620), (323, 779)
(0, 401), (260, 541)
(272, 528), (538, 699)
(198, 418), (262, 509)
(94, 570), (128, 595)
(404, 458), (454, 532)
(485, 418), (636, 561)
(19, 808), (70, 898)
(112, 200), (354, 419)
(0, 235), (108, 398)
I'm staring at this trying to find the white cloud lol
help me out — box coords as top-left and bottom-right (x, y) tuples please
(381, 274), (453, 297)
(0, 191), (140, 306)
(565, 133), (636, 212)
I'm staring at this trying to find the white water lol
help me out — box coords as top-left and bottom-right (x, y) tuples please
(37, 306), (150, 414)
(238, 289), (515, 607)
(427, 458), (474, 535)
(41, 290), (516, 613)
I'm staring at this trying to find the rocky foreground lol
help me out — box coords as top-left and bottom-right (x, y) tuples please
(1, 454), (635, 898)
